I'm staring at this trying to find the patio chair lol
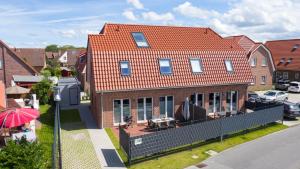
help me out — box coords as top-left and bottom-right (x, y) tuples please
(147, 120), (157, 130)
(123, 116), (133, 129)
(226, 112), (231, 117)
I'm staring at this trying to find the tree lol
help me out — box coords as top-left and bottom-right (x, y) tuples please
(45, 44), (59, 52)
(31, 78), (53, 105)
(0, 137), (47, 169)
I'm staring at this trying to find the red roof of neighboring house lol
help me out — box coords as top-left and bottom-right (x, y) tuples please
(265, 39), (300, 71)
(6, 98), (21, 108)
(0, 40), (38, 74)
(89, 23), (253, 92)
(12, 48), (46, 68)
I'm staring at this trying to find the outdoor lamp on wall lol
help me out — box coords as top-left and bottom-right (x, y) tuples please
(53, 86), (61, 102)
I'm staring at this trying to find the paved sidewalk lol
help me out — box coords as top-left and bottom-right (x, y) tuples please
(78, 104), (126, 169)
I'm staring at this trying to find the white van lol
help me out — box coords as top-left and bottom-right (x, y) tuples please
(288, 81), (300, 93)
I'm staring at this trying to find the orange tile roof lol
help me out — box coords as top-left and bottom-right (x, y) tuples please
(89, 23), (253, 92)
(265, 39), (300, 71)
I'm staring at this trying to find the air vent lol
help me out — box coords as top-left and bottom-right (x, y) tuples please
(292, 44), (299, 52)
(280, 58), (285, 64)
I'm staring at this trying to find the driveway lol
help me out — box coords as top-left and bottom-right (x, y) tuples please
(198, 125), (300, 169)
(255, 90), (300, 103)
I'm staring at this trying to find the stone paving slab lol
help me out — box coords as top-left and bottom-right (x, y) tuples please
(61, 122), (101, 169)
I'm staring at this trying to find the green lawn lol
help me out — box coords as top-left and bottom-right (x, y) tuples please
(60, 109), (81, 123)
(36, 104), (54, 169)
(106, 123), (287, 169)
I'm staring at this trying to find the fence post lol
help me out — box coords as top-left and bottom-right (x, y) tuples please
(220, 118), (223, 142)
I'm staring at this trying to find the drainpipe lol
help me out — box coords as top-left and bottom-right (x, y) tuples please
(101, 92), (104, 129)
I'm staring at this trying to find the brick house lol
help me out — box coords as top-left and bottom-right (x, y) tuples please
(226, 35), (275, 91)
(87, 23), (253, 128)
(76, 52), (87, 90)
(265, 39), (300, 82)
(12, 48), (46, 73)
(0, 40), (37, 87)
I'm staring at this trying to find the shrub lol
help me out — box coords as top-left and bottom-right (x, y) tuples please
(32, 78), (53, 105)
(0, 137), (47, 169)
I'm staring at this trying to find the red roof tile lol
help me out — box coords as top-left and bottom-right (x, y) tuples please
(12, 48), (46, 67)
(265, 39), (300, 71)
(89, 23), (253, 92)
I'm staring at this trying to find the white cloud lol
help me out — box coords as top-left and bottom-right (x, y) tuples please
(42, 16), (102, 24)
(175, 0), (300, 41)
(122, 10), (137, 21)
(127, 0), (144, 9)
(80, 29), (99, 35)
(57, 29), (77, 38)
(174, 1), (219, 19)
(142, 11), (174, 22)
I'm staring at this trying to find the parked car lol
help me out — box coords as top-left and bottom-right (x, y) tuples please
(283, 101), (300, 119)
(275, 80), (290, 91)
(247, 92), (260, 103)
(260, 90), (288, 103)
(288, 81), (300, 93)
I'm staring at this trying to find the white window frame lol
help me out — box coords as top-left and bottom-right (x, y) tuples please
(261, 56), (267, 66)
(159, 59), (172, 74)
(224, 59), (234, 72)
(0, 59), (2, 69)
(283, 72), (289, 79)
(137, 97), (153, 123)
(209, 93), (221, 113)
(250, 57), (257, 67)
(194, 93), (204, 107)
(261, 76), (266, 85)
(120, 61), (131, 76)
(159, 96), (174, 118)
(251, 76), (256, 85)
(190, 58), (203, 73)
(226, 91), (238, 112)
(113, 99), (131, 126)
(295, 73), (299, 80)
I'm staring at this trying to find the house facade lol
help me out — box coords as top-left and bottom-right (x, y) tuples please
(76, 52), (87, 90)
(226, 35), (275, 91)
(87, 24), (253, 128)
(57, 49), (86, 68)
(265, 39), (300, 82)
(0, 40), (37, 87)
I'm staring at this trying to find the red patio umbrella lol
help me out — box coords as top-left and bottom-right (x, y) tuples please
(0, 108), (40, 128)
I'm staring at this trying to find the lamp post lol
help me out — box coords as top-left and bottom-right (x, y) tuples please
(52, 86), (62, 169)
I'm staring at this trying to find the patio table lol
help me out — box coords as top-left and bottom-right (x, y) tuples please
(12, 130), (36, 142)
(151, 117), (175, 128)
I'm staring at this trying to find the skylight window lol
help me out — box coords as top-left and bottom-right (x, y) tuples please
(159, 59), (172, 74)
(132, 32), (149, 48)
(190, 58), (203, 73)
(120, 61), (131, 76)
(224, 60), (234, 72)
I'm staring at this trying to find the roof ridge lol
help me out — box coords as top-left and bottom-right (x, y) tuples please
(104, 22), (211, 29)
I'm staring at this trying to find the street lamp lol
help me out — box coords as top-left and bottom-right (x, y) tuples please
(53, 86), (61, 102)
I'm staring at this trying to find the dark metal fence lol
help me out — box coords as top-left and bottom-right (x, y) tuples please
(119, 105), (284, 165)
(52, 103), (62, 169)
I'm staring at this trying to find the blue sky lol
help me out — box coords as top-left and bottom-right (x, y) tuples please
(1, 0), (299, 47)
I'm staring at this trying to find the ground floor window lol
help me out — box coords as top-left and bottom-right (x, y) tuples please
(191, 93), (204, 107)
(261, 76), (266, 85)
(137, 98), (152, 122)
(283, 72), (288, 79)
(295, 73), (299, 80)
(159, 96), (173, 118)
(226, 91), (238, 112)
(208, 93), (221, 113)
(113, 99), (130, 124)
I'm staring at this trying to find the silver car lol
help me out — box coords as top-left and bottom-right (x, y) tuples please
(260, 90), (288, 102)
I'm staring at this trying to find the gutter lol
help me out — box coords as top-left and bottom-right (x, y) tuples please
(95, 82), (250, 94)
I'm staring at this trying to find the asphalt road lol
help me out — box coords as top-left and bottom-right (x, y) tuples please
(201, 125), (300, 169)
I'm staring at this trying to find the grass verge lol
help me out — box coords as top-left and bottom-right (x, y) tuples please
(106, 123), (287, 169)
(36, 104), (54, 168)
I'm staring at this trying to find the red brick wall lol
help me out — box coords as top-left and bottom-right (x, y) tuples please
(0, 43), (35, 87)
(248, 47), (273, 91)
(93, 84), (248, 128)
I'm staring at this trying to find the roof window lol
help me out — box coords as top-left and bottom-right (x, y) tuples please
(120, 61), (131, 76)
(132, 32), (149, 48)
(159, 59), (172, 74)
(224, 59), (234, 72)
(190, 58), (203, 73)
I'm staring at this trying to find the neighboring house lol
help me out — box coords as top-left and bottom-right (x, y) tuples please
(265, 39), (300, 82)
(87, 23), (253, 128)
(226, 35), (275, 91)
(76, 52), (87, 89)
(45, 51), (59, 60)
(57, 49), (86, 68)
(0, 40), (38, 87)
(12, 48), (46, 72)
(0, 80), (6, 111)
